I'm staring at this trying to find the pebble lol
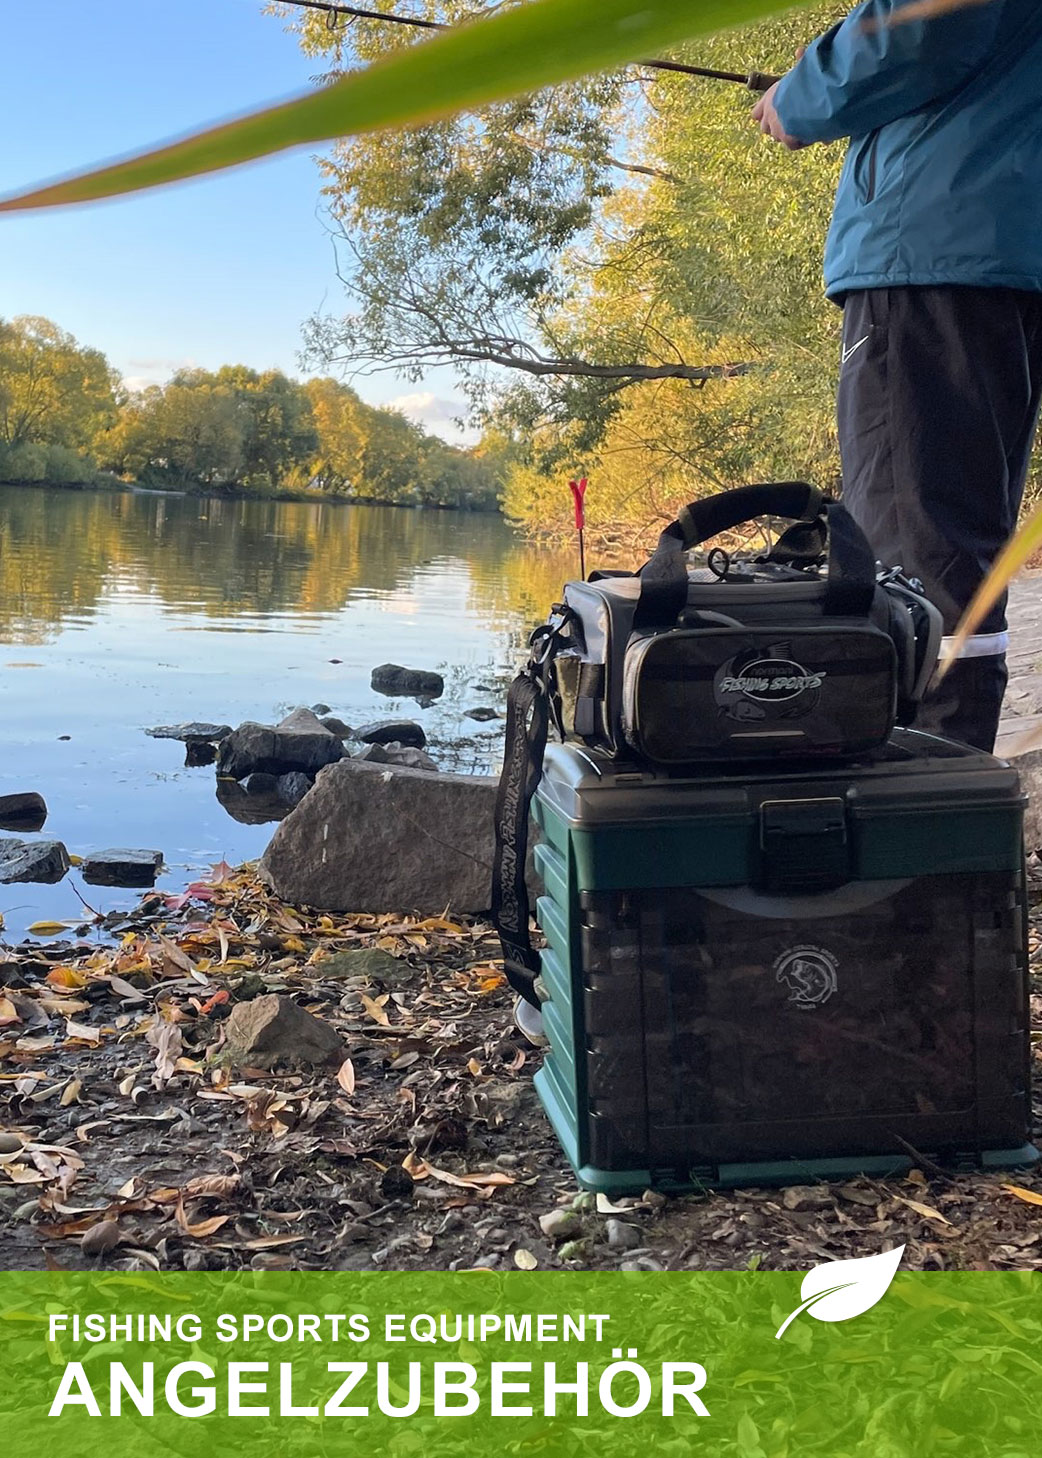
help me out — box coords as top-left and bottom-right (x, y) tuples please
(310, 704), (332, 716)
(471, 1254), (500, 1270)
(539, 1208), (582, 1241)
(620, 1257), (664, 1272)
(494, 1153), (520, 1169)
(605, 1219), (642, 1251)
(81, 1219), (120, 1258)
(0, 1133), (24, 1155)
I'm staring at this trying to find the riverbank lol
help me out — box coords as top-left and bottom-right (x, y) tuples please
(0, 474), (503, 513)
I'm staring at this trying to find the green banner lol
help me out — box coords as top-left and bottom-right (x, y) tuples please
(2, 1269), (1040, 1454)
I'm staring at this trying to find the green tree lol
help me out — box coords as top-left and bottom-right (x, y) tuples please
(0, 315), (118, 451)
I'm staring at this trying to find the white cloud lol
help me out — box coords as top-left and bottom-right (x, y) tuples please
(388, 391), (476, 444)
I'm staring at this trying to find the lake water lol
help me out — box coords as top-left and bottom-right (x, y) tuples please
(0, 484), (575, 939)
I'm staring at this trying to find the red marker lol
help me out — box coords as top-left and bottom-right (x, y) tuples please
(569, 478), (588, 579)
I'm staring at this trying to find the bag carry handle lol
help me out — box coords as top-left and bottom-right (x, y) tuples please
(634, 482), (878, 628)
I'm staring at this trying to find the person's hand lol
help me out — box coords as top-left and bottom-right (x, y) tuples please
(751, 47), (810, 151)
(752, 81), (808, 151)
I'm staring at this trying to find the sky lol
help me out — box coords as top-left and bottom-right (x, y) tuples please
(0, 0), (466, 439)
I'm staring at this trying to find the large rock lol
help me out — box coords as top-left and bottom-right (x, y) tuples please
(0, 837), (69, 885)
(216, 778), (288, 826)
(82, 849), (164, 888)
(147, 723), (233, 742)
(358, 743), (439, 773)
(0, 793), (47, 831)
(223, 994), (344, 1069)
(217, 718), (343, 781)
(260, 758), (498, 915)
(371, 664), (444, 700)
(356, 720), (427, 749)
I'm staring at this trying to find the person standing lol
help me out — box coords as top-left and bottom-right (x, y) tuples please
(753, 0), (1042, 751)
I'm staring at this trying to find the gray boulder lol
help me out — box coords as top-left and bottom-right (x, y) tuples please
(371, 664), (444, 699)
(277, 771), (313, 808)
(0, 837), (69, 885)
(224, 994), (344, 1069)
(217, 718), (344, 781)
(0, 793), (47, 831)
(146, 722), (233, 743)
(320, 716), (353, 738)
(356, 720), (427, 749)
(81, 849), (164, 889)
(216, 778), (288, 826)
(260, 758), (498, 915)
(245, 772), (280, 796)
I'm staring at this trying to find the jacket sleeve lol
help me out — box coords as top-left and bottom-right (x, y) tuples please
(773, 0), (1007, 143)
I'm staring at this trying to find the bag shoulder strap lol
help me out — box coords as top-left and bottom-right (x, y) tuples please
(491, 666), (550, 1010)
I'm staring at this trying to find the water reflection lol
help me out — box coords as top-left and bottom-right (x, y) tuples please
(0, 484), (577, 938)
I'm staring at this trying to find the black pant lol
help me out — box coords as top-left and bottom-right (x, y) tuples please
(837, 286), (1042, 751)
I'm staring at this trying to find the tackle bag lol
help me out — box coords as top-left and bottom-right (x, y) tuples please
(492, 482), (943, 1007)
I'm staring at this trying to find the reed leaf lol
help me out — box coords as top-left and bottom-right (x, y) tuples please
(0, 0), (806, 214)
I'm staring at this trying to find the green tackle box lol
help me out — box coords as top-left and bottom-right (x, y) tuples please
(530, 730), (1037, 1192)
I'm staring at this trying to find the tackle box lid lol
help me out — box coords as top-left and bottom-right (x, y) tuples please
(536, 729), (1025, 829)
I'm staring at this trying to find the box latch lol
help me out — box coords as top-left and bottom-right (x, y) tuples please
(758, 797), (850, 894)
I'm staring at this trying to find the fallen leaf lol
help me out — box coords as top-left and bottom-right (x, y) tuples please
(0, 998), (22, 1027)
(337, 1059), (356, 1095)
(29, 921), (73, 937)
(359, 993), (390, 1027)
(175, 1200), (229, 1238)
(1003, 1184), (1042, 1207)
(895, 1196), (951, 1226)
(65, 1019), (102, 1045)
(59, 1079), (82, 1107)
(184, 1174), (240, 1201)
(146, 1022), (183, 1088)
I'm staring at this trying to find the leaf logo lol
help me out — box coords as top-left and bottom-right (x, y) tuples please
(775, 1245), (905, 1339)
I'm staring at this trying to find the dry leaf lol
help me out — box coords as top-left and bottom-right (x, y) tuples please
(60, 1079), (82, 1107)
(1003, 1184), (1042, 1208)
(65, 1019), (102, 1045)
(895, 1196), (951, 1226)
(0, 998), (22, 1027)
(175, 1200), (229, 1238)
(337, 1059), (356, 1095)
(359, 993), (390, 1027)
(183, 1174), (239, 1201)
(146, 1022), (183, 1089)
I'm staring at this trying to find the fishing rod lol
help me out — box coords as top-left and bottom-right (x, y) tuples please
(276, 0), (780, 90)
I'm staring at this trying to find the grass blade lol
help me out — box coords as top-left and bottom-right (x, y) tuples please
(939, 505), (1042, 677)
(0, 0), (803, 213)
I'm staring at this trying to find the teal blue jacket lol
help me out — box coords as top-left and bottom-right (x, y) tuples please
(773, 0), (1042, 300)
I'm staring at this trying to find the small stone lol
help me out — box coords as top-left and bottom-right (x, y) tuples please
(371, 664), (445, 700)
(320, 717), (353, 738)
(245, 772), (280, 796)
(314, 948), (409, 981)
(81, 849), (163, 888)
(620, 1256), (664, 1272)
(464, 707), (500, 722)
(0, 1132), (24, 1154)
(379, 746), (440, 773)
(146, 723), (233, 743)
(782, 1185), (834, 1211)
(605, 1219), (642, 1251)
(224, 994), (344, 1068)
(641, 1189), (668, 1212)
(0, 837), (69, 885)
(0, 793), (47, 831)
(470, 1254), (500, 1270)
(539, 1208), (582, 1241)
(310, 703), (332, 716)
(380, 1165), (415, 1201)
(81, 1219), (120, 1258)
(355, 720), (427, 749)
(276, 772), (312, 808)
(182, 1248), (221, 1271)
